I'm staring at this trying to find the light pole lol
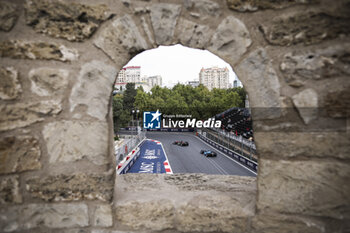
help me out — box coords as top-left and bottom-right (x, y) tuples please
(136, 109), (139, 134)
(131, 109), (135, 145)
(132, 109), (140, 141)
(136, 109), (139, 141)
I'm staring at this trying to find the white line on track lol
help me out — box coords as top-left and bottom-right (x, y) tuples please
(146, 132), (257, 176)
(205, 156), (228, 175)
(157, 140), (173, 174)
(192, 134), (257, 176)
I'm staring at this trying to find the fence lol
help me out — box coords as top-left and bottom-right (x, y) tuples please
(114, 131), (146, 162)
(209, 127), (256, 150)
(197, 131), (258, 173)
(200, 128), (258, 162)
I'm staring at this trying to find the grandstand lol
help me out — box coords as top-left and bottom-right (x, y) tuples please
(215, 107), (253, 141)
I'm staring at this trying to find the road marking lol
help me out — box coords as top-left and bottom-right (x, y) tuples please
(209, 157), (229, 175)
(146, 132), (257, 176)
(159, 140), (173, 174)
(205, 156), (228, 175)
(193, 134), (257, 176)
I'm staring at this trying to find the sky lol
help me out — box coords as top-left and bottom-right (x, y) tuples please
(125, 44), (241, 88)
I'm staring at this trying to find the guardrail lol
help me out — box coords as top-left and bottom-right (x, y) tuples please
(197, 133), (258, 173)
(146, 128), (195, 132)
(117, 139), (146, 175)
(206, 127), (257, 151)
(115, 131), (145, 162)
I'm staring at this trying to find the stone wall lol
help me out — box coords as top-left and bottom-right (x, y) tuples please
(0, 0), (349, 232)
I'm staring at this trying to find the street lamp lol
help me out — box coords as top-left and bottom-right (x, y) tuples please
(136, 109), (140, 134)
(132, 109), (140, 141)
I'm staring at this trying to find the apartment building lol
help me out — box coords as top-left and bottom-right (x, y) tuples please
(147, 75), (162, 88)
(199, 67), (229, 90)
(115, 66), (162, 93)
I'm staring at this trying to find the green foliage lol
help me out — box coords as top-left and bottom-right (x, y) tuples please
(229, 87), (246, 108)
(123, 83), (137, 111)
(134, 84), (246, 119)
(113, 95), (130, 132)
(113, 83), (138, 133)
(113, 83), (247, 132)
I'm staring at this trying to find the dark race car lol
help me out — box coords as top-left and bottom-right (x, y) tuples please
(173, 141), (189, 146)
(200, 149), (217, 157)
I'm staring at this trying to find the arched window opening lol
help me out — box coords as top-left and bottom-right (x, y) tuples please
(113, 44), (257, 177)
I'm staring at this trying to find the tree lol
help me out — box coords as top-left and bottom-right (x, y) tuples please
(123, 83), (137, 110)
(134, 88), (149, 113)
(229, 87), (246, 108)
(113, 95), (130, 133)
(133, 84), (246, 120)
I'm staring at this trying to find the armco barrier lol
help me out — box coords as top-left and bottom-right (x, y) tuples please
(146, 128), (195, 132)
(197, 133), (258, 173)
(117, 139), (146, 175)
(117, 148), (140, 174)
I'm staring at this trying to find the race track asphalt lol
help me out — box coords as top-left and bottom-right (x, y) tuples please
(146, 132), (256, 177)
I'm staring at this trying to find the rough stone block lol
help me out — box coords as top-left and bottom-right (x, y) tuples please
(94, 15), (149, 65)
(93, 204), (113, 227)
(0, 100), (62, 132)
(0, 203), (88, 232)
(280, 43), (350, 87)
(42, 121), (109, 165)
(184, 0), (221, 19)
(0, 2), (19, 31)
(292, 88), (318, 124)
(52, 229), (90, 233)
(91, 230), (135, 233)
(176, 19), (213, 49)
(0, 67), (21, 100)
(25, 0), (111, 41)
(260, 12), (350, 46)
(0, 136), (41, 175)
(0, 40), (78, 62)
(252, 213), (325, 233)
(69, 61), (117, 121)
(116, 199), (175, 231)
(150, 3), (181, 45)
(176, 194), (253, 233)
(209, 16), (251, 65)
(29, 67), (69, 97)
(0, 176), (22, 204)
(324, 88), (350, 118)
(236, 48), (281, 119)
(257, 159), (350, 220)
(140, 16), (155, 45)
(255, 132), (350, 159)
(115, 174), (256, 232)
(26, 173), (113, 202)
(227, 0), (317, 12)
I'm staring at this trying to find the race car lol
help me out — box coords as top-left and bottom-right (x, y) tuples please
(173, 141), (189, 146)
(200, 149), (217, 157)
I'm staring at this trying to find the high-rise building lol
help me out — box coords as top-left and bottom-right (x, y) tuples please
(116, 66), (141, 83)
(115, 66), (163, 93)
(199, 67), (229, 90)
(115, 66), (141, 93)
(233, 79), (243, 88)
(147, 75), (162, 88)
